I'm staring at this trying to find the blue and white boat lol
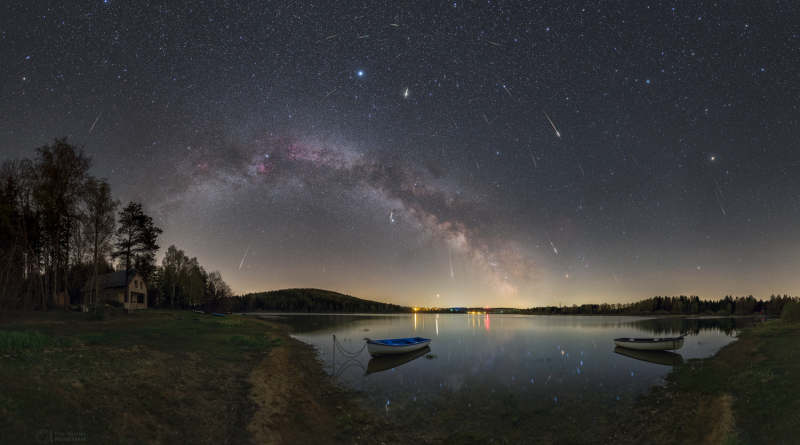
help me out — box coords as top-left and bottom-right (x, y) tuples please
(365, 337), (431, 357)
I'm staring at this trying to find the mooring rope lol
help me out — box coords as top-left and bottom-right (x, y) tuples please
(334, 358), (368, 379)
(332, 335), (368, 358)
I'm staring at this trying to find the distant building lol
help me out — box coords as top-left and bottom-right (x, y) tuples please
(80, 269), (148, 310)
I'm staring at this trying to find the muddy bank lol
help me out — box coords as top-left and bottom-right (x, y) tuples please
(605, 320), (800, 444)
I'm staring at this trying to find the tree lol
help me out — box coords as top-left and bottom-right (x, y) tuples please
(81, 178), (118, 308)
(112, 202), (162, 309)
(33, 138), (92, 309)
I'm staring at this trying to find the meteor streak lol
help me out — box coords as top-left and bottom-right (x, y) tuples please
(483, 114), (489, 123)
(239, 246), (250, 269)
(614, 274), (618, 283)
(89, 112), (102, 133)
(546, 235), (558, 255)
(528, 149), (537, 168)
(543, 111), (561, 139)
(448, 249), (454, 278)
(631, 154), (643, 170)
(542, 374), (552, 389)
(488, 41), (501, 46)
(324, 33), (342, 40)
(716, 193), (726, 217)
(712, 178), (724, 199)
(323, 87), (337, 98)
(404, 87), (409, 98)
(502, 85), (513, 98)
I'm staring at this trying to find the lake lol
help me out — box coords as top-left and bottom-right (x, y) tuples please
(267, 314), (752, 443)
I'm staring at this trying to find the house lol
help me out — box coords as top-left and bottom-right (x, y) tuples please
(80, 269), (148, 310)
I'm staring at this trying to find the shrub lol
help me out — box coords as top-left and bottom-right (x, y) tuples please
(781, 300), (800, 324)
(704, 310), (714, 316)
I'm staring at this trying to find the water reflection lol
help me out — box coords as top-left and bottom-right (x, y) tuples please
(366, 346), (432, 375)
(614, 346), (684, 367)
(271, 314), (752, 443)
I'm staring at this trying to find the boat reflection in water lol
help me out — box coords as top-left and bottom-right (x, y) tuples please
(614, 346), (684, 367)
(365, 346), (432, 375)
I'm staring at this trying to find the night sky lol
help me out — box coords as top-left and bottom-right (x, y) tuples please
(3, 1), (799, 308)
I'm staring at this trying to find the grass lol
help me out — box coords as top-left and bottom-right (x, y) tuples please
(611, 319), (800, 444)
(217, 318), (244, 327)
(0, 330), (73, 354)
(229, 333), (283, 349)
(0, 309), (282, 444)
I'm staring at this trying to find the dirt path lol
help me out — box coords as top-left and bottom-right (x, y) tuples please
(247, 332), (341, 444)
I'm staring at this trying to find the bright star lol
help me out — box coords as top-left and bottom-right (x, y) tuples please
(358, 71), (364, 76)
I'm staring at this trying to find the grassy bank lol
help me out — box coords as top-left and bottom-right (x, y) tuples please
(610, 320), (800, 445)
(0, 310), (281, 444)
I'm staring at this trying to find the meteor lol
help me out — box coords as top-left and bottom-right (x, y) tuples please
(239, 246), (250, 269)
(89, 112), (102, 133)
(528, 149), (537, 168)
(502, 85), (513, 98)
(543, 111), (561, 139)
(404, 87), (409, 98)
(448, 249), (454, 278)
(323, 33), (342, 40)
(716, 193), (726, 217)
(323, 87), (337, 98)
(546, 235), (558, 255)
(631, 154), (643, 170)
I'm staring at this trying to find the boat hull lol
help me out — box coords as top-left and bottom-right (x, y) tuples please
(614, 337), (685, 351)
(366, 337), (431, 357)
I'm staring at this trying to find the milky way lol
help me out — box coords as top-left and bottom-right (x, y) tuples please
(2, 0), (799, 306)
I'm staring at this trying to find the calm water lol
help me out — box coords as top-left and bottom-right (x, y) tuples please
(268, 314), (752, 443)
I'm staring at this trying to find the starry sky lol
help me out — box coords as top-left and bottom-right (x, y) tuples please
(3, 1), (799, 308)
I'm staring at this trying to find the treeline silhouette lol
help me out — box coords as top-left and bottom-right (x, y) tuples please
(229, 288), (413, 313)
(0, 138), (235, 316)
(519, 294), (798, 316)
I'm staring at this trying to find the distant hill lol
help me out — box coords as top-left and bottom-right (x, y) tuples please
(230, 288), (413, 313)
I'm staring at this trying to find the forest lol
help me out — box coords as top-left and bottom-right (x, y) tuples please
(229, 288), (413, 313)
(0, 138), (232, 317)
(517, 294), (798, 316)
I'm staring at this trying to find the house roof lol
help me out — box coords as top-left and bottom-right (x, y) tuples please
(81, 269), (139, 292)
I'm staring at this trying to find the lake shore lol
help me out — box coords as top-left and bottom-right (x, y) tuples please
(2, 311), (794, 444)
(606, 319), (800, 445)
(0, 310), (457, 444)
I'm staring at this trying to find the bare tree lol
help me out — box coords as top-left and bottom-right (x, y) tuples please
(81, 178), (118, 309)
(33, 138), (92, 309)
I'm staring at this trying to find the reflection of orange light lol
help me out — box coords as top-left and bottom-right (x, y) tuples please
(485, 314), (490, 330)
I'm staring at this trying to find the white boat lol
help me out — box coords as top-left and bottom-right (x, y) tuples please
(365, 337), (431, 357)
(613, 335), (686, 351)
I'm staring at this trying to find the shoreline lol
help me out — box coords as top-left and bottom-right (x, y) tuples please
(2, 311), (795, 444)
(606, 319), (800, 444)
